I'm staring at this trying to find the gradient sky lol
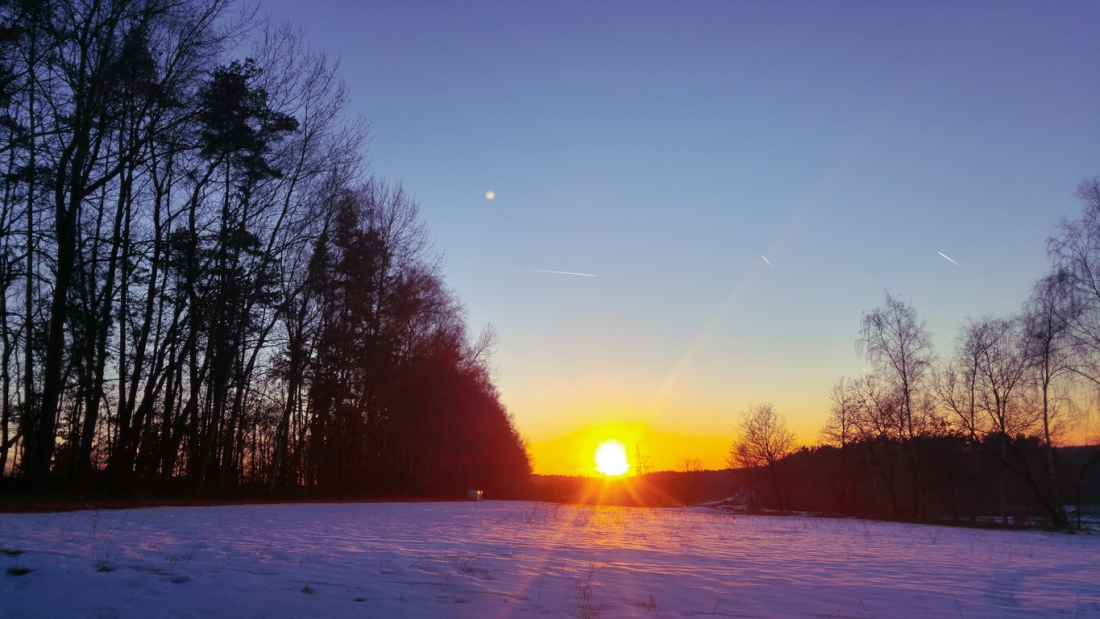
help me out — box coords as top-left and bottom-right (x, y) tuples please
(260, 0), (1100, 474)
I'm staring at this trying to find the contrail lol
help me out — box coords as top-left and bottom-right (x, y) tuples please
(761, 256), (774, 267)
(517, 268), (598, 277)
(937, 251), (961, 267)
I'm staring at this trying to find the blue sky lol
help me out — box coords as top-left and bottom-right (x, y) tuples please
(260, 1), (1100, 472)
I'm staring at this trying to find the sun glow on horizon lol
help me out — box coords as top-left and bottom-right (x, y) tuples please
(594, 439), (630, 477)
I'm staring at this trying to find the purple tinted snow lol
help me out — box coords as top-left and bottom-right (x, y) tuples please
(0, 502), (1097, 618)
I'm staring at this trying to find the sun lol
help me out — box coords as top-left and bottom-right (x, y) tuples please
(594, 439), (630, 477)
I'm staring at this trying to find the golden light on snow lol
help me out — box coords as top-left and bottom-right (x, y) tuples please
(594, 439), (630, 476)
(486, 190), (495, 200)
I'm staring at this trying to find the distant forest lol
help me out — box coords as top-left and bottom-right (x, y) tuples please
(532, 442), (1100, 530)
(0, 0), (531, 498)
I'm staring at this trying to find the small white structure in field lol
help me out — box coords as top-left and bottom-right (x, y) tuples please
(466, 490), (483, 501)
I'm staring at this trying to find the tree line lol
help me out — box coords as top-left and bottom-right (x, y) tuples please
(731, 184), (1100, 529)
(0, 0), (531, 499)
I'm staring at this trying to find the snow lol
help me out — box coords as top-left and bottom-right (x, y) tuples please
(2, 501), (1098, 618)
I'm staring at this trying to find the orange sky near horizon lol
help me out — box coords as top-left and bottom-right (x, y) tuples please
(529, 422), (748, 477)
(527, 409), (1100, 477)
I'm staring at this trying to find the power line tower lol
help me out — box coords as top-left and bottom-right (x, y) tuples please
(634, 442), (651, 477)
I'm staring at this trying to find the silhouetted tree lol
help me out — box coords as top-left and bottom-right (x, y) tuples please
(1049, 180), (1100, 386)
(1022, 271), (1079, 504)
(859, 292), (934, 517)
(821, 377), (861, 514)
(680, 457), (703, 506)
(729, 403), (794, 511)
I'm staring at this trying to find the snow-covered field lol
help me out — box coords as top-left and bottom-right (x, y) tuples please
(1, 501), (1098, 618)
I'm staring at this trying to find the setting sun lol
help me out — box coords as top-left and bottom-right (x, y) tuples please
(594, 439), (630, 476)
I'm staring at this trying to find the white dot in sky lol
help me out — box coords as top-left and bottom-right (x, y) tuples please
(486, 190), (495, 200)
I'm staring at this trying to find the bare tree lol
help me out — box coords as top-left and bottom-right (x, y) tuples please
(858, 292), (933, 517)
(822, 377), (859, 450)
(859, 293), (934, 440)
(821, 377), (861, 514)
(679, 457), (703, 507)
(950, 316), (1066, 527)
(1023, 271), (1080, 497)
(1048, 181), (1100, 381)
(729, 403), (794, 511)
(10, 0), (235, 483)
(845, 375), (910, 516)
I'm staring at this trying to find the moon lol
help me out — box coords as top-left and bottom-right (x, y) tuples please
(486, 190), (495, 200)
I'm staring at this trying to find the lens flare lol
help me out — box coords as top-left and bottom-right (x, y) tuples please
(594, 439), (630, 476)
